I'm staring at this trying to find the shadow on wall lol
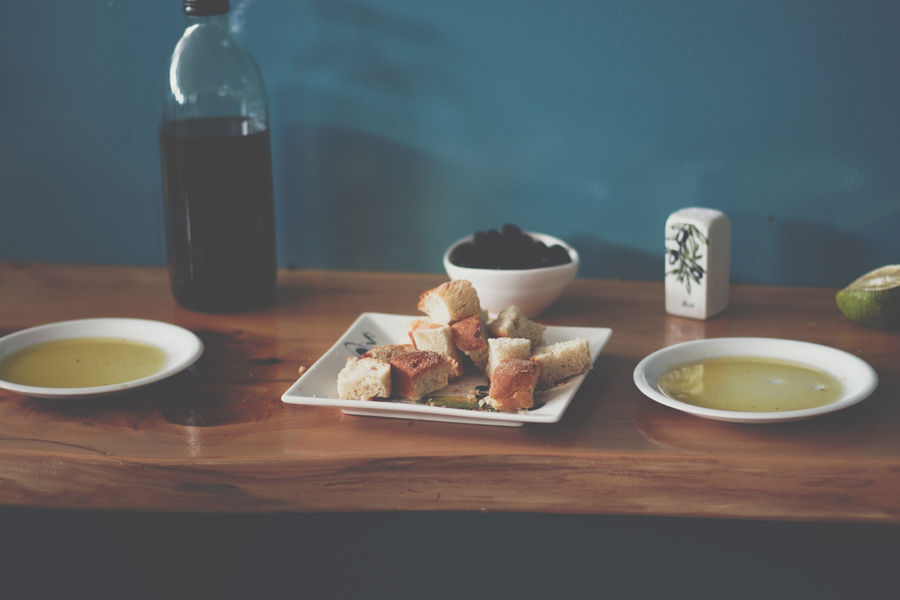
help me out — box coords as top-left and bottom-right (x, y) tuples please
(570, 217), (879, 286)
(569, 206), (884, 287)
(269, 0), (463, 270)
(569, 234), (660, 281)
(277, 123), (439, 270)
(264, 0), (900, 282)
(775, 220), (873, 287)
(699, 154), (895, 287)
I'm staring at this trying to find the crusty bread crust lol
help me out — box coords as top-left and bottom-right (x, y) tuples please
(487, 358), (537, 411)
(417, 280), (481, 324)
(389, 350), (452, 400)
(362, 344), (415, 362)
(450, 314), (487, 351)
(410, 324), (464, 378)
(486, 337), (532, 379)
(450, 314), (489, 372)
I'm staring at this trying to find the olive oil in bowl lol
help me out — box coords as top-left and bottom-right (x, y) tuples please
(0, 338), (167, 388)
(657, 356), (843, 412)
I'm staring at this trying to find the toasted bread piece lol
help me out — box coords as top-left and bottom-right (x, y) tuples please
(417, 280), (481, 324)
(486, 337), (532, 379)
(362, 344), (415, 362)
(410, 324), (465, 378)
(488, 305), (546, 350)
(407, 318), (442, 344)
(336, 357), (392, 401)
(531, 338), (592, 389)
(486, 358), (537, 411)
(389, 350), (452, 400)
(450, 313), (489, 372)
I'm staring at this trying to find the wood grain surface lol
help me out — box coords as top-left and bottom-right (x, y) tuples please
(1, 261), (899, 520)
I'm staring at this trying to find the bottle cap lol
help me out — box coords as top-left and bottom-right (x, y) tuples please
(183, 0), (230, 16)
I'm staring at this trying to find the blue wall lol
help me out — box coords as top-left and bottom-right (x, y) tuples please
(2, 0), (898, 286)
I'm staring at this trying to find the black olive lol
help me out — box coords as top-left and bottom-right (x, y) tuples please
(547, 244), (571, 266)
(501, 223), (522, 238)
(450, 225), (572, 269)
(449, 243), (475, 267)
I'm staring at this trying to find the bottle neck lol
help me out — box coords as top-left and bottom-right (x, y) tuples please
(165, 7), (267, 125)
(185, 13), (231, 32)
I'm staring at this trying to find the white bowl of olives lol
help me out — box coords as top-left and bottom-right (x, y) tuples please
(443, 224), (579, 317)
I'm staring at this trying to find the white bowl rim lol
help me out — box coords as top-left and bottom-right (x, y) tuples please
(0, 317), (204, 398)
(632, 336), (879, 424)
(442, 230), (580, 275)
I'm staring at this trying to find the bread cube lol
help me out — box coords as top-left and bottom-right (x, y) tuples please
(486, 358), (537, 411)
(488, 305), (546, 350)
(407, 318), (442, 344)
(531, 338), (592, 389)
(336, 357), (392, 401)
(450, 313), (489, 372)
(486, 337), (532, 379)
(389, 350), (452, 401)
(410, 324), (464, 378)
(417, 280), (481, 324)
(362, 344), (415, 362)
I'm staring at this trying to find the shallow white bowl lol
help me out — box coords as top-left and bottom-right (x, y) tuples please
(0, 318), (203, 399)
(443, 231), (579, 317)
(633, 337), (878, 423)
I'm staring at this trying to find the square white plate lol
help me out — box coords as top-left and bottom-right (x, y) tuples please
(281, 313), (612, 427)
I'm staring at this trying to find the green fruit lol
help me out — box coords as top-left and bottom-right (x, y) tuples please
(835, 265), (900, 329)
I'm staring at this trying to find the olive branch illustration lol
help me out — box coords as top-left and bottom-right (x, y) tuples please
(666, 223), (707, 294)
(344, 331), (378, 356)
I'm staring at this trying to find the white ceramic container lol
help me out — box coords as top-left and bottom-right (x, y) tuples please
(665, 207), (731, 319)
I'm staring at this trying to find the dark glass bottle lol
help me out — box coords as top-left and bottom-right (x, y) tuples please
(160, 0), (276, 312)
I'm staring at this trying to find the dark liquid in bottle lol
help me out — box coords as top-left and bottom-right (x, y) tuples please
(160, 117), (276, 312)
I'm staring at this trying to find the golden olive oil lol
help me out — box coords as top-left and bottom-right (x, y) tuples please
(657, 356), (843, 412)
(0, 337), (167, 388)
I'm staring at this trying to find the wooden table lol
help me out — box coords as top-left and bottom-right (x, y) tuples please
(1, 261), (898, 521)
